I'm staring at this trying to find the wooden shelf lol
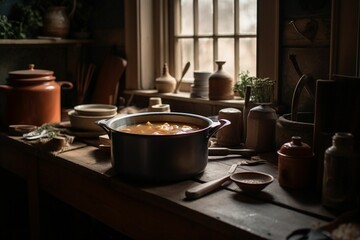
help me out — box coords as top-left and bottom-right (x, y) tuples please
(125, 89), (245, 108)
(0, 38), (92, 45)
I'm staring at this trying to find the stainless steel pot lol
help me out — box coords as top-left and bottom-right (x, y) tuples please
(98, 112), (230, 182)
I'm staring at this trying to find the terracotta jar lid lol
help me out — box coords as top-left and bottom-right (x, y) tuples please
(277, 136), (314, 158)
(8, 64), (54, 79)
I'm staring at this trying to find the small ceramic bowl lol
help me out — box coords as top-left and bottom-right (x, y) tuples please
(230, 171), (274, 192)
(74, 104), (118, 116)
(68, 110), (117, 132)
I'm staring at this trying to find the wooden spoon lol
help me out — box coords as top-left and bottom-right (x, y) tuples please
(174, 61), (191, 93)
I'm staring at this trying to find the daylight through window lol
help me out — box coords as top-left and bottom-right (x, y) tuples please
(174, 0), (257, 81)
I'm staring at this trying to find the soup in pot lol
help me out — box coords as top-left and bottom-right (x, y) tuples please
(117, 121), (201, 135)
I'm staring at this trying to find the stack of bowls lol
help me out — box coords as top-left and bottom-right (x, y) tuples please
(68, 104), (118, 132)
(190, 71), (211, 98)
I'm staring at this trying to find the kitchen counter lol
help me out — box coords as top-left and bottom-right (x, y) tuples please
(0, 132), (340, 239)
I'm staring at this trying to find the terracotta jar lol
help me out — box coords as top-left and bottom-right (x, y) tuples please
(0, 64), (73, 126)
(208, 61), (234, 100)
(277, 136), (315, 189)
(155, 63), (177, 93)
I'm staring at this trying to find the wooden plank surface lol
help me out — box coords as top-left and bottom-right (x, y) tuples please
(0, 134), (335, 239)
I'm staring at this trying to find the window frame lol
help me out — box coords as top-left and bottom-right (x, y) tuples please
(124, 0), (279, 103)
(169, 0), (257, 83)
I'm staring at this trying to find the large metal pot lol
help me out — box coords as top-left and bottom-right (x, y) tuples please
(98, 112), (230, 182)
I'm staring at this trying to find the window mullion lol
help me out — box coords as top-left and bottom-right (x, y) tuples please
(213, 0), (218, 67)
(194, 0), (199, 70)
(234, 0), (240, 78)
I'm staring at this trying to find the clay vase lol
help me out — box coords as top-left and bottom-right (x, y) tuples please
(155, 63), (177, 93)
(208, 61), (234, 100)
(43, 6), (71, 38)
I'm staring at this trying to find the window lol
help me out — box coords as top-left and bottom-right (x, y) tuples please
(124, 0), (278, 100)
(171, 0), (257, 82)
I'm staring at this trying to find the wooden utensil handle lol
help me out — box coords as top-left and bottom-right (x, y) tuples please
(185, 175), (230, 200)
(208, 147), (256, 158)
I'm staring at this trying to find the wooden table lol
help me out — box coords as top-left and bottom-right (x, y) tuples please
(0, 132), (339, 239)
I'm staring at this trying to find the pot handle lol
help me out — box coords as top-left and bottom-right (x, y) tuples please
(57, 81), (74, 90)
(97, 119), (112, 139)
(207, 119), (231, 139)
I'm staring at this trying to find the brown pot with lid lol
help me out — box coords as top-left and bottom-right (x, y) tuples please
(277, 136), (315, 189)
(0, 64), (73, 126)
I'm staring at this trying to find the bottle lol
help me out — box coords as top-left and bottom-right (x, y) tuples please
(322, 132), (357, 209)
(208, 61), (234, 100)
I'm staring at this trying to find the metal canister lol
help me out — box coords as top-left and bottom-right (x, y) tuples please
(322, 132), (358, 209)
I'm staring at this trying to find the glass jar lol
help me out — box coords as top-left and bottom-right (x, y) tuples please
(322, 132), (357, 209)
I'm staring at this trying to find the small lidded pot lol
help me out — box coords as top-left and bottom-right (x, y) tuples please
(277, 136), (315, 189)
(0, 64), (73, 126)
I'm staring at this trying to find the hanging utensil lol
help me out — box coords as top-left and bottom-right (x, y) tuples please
(174, 61), (191, 93)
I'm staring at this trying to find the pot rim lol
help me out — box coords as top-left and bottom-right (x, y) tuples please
(100, 111), (215, 137)
(278, 112), (314, 127)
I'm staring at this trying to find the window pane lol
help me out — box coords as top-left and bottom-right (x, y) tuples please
(239, 38), (256, 75)
(179, 39), (194, 79)
(218, 38), (235, 77)
(180, 0), (194, 35)
(198, 0), (213, 35)
(239, 0), (257, 34)
(218, 0), (234, 34)
(198, 38), (213, 71)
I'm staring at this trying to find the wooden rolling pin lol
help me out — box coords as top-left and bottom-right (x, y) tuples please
(208, 147), (256, 158)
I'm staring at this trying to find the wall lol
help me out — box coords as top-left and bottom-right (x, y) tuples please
(0, 0), (125, 107)
(278, 0), (332, 114)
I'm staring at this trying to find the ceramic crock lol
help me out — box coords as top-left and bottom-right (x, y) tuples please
(208, 61), (234, 100)
(277, 136), (315, 189)
(98, 112), (230, 182)
(0, 64), (73, 126)
(245, 104), (277, 152)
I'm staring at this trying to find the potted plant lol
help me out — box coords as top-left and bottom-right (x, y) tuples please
(0, 3), (43, 39)
(234, 71), (275, 104)
(234, 71), (276, 142)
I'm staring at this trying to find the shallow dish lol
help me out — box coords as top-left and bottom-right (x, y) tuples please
(68, 110), (116, 132)
(230, 171), (274, 192)
(74, 104), (118, 116)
